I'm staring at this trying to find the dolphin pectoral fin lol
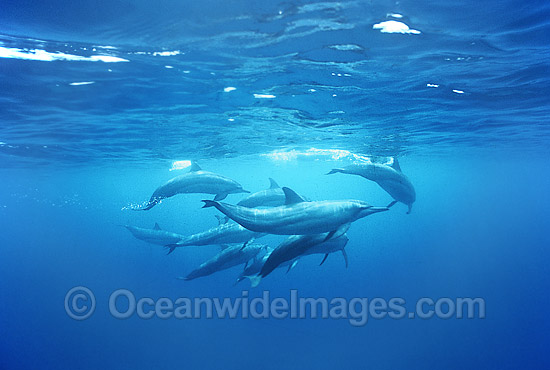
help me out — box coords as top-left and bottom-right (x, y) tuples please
(341, 249), (349, 268)
(164, 245), (177, 255)
(201, 200), (218, 208)
(244, 261), (249, 270)
(249, 275), (262, 288)
(323, 230), (337, 242)
(214, 193), (228, 201)
(287, 260), (299, 273)
(406, 204), (412, 214)
(387, 200), (398, 209)
(326, 168), (344, 175)
(320, 254), (329, 266)
(240, 240), (251, 251)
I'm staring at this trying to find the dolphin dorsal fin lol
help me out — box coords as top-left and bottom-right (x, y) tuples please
(268, 178), (280, 189)
(189, 161), (202, 172)
(153, 223), (161, 230)
(282, 187), (305, 205)
(391, 158), (401, 172)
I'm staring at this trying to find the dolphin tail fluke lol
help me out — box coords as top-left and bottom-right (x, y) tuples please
(164, 244), (178, 255)
(201, 200), (218, 208)
(326, 168), (344, 175)
(249, 275), (262, 288)
(387, 200), (398, 209)
(319, 253), (329, 266)
(341, 249), (349, 268)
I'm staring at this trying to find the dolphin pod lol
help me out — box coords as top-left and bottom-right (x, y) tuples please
(125, 157), (415, 284)
(201, 187), (390, 235)
(136, 162), (249, 210)
(327, 158), (416, 213)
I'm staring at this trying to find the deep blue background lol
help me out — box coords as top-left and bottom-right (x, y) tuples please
(1, 0), (550, 369)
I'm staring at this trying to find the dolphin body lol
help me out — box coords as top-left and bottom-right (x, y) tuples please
(164, 218), (266, 254)
(258, 224), (350, 280)
(237, 178), (286, 208)
(235, 247), (298, 285)
(327, 158), (416, 213)
(182, 242), (267, 281)
(137, 162), (249, 210)
(202, 187), (390, 235)
(124, 223), (185, 246)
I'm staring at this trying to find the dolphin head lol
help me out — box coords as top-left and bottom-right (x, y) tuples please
(232, 187), (250, 194)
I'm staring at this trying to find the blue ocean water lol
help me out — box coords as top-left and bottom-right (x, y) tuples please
(1, 0), (549, 369)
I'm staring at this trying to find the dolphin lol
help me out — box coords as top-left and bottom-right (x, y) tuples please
(257, 224), (350, 280)
(327, 158), (416, 213)
(237, 178), (286, 208)
(182, 242), (267, 281)
(123, 223), (185, 246)
(163, 217), (266, 254)
(136, 162), (249, 210)
(235, 247), (299, 285)
(201, 187), (390, 235)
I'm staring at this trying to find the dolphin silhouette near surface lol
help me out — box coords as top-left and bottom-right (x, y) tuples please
(135, 162), (249, 211)
(327, 158), (416, 213)
(202, 187), (390, 235)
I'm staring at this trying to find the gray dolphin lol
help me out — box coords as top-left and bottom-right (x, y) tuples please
(182, 242), (267, 281)
(257, 224), (350, 281)
(136, 162), (249, 210)
(327, 158), (416, 213)
(237, 178), (286, 208)
(202, 187), (390, 235)
(164, 217), (266, 254)
(124, 223), (185, 246)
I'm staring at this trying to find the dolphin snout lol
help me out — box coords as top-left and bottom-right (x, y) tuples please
(370, 206), (390, 213)
(363, 206), (390, 216)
